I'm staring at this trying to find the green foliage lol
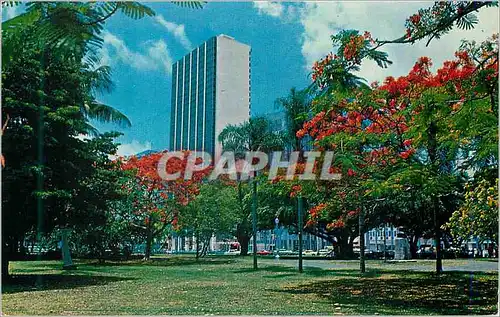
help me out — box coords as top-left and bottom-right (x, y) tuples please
(446, 177), (498, 243)
(172, 1), (205, 9)
(218, 116), (285, 157)
(2, 2), (156, 68)
(1, 33), (128, 268)
(274, 87), (312, 152)
(179, 181), (240, 256)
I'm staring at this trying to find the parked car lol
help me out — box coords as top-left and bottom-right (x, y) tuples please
(417, 247), (435, 259)
(318, 248), (335, 258)
(224, 249), (241, 255)
(256, 250), (271, 256)
(354, 249), (375, 259)
(277, 249), (294, 255)
(303, 250), (317, 256)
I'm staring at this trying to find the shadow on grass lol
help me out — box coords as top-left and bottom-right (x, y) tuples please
(85, 256), (238, 268)
(3, 274), (136, 294)
(233, 265), (385, 278)
(274, 270), (498, 315)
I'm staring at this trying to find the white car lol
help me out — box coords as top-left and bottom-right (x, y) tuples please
(303, 250), (317, 256)
(224, 249), (241, 255)
(318, 248), (335, 258)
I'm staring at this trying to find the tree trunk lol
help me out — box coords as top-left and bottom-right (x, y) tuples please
(336, 232), (352, 259)
(427, 119), (442, 274)
(98, 244), (106, 264)
(359, 208), (366, 273)
(433, 199), (442, 274)
(144, 222), (153, 260)
(238, 235), (250, 256)
(435, 226), (442, 272)
(2, 240), (10, 281)
(347, 234), (355, 259)
(19, 234), (26, 258)
(409, 235), (419, 259)
(195, 231), (200, 261)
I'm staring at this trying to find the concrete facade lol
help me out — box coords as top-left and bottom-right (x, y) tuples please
(170, 34), (250, 160)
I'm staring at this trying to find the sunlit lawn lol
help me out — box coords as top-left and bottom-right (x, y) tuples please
(2, 256), (498, 315)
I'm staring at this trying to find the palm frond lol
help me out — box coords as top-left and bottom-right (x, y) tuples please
(82, 122), (100, 137)
(83, 65), (114, 94)
(172, 1), (205, 9)
(2, 9), (41, 66)
(456, 13), (478, 31)
(2, 2), (156, 69)
(1, 1), (21, 7)
(117, 2), (156, 19)
(85, 102), (131, 128)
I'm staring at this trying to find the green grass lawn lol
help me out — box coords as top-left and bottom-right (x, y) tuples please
(2, 256), (498, 315)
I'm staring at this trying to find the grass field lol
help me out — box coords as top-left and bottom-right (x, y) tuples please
(2, 256), (498, 315)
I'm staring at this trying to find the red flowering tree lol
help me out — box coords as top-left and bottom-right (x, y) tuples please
(299, 33), (498, 272)
(293, 0), (498, 272)
(120, 151), (211, 260)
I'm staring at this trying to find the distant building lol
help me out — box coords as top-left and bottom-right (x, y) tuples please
(263, 110), (313, 153)
(353, 225), (399, 252)
(169, 34), (251, 159)
(264, 111), (287, 133)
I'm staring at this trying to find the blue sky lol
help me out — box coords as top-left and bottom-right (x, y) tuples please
(3, 2), (498, 156)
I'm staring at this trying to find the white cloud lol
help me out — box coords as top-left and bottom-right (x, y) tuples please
(147, 40), (172, 73)
(116, 140), (152, 157)
(100, 31), (172, 74)
(253, 1), (285, 18)
(252, 1), (299, 22)
(154, 15), (192, 50)
(2, 5), (21, 21)
(75, 134), (92, 141)
(298, 2), (499, 83)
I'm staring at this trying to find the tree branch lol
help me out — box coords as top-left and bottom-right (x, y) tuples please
(80, 3), (121, 26)
(374, 2), (489, 49)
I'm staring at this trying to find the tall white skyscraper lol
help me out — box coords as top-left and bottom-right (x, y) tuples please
(170, 34), (251, 159)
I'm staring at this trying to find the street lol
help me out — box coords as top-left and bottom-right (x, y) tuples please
(263, 258), (499, 272)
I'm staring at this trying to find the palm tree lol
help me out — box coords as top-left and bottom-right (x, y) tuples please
(2, 2), (203, 68)
(218, 117), (284, 260)
(2, 1), (204, 130)
(219, 117), (284, 154)
(274, 87), (312, 154)
(80, 64), (131, 131)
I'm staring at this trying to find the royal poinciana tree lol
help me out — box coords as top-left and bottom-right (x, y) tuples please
(286, 1), (498, 273)
(120, 151), (210, 260)
(298, 37), (497, 272)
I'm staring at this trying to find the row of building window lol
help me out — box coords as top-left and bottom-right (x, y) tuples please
(170, 40), (217, 156)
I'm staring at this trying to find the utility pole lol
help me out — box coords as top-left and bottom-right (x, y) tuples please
(298, 196), (304, 273)
(383, 223), (388, 262)
(274, 217), (279, 259)
(252, 177), (258, 270)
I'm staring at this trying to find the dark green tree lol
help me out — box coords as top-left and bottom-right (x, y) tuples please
(179, 181), (240, 259)
(1, 44), (125, 279)
(218, 117), (285, 255)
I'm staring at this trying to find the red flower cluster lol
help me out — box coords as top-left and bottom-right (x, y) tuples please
(289, 184), (302, 198)
(347, 209), (360, 218)
(343, 35), (365, 63)
(398, 148), (416, 160)
(409, 14), (421, 25)
(311, 53), (336, 82)
(307, 203), (327, 226)
(120, 151), (211, 230)
(326, 219), (345, 230)
(347, 169), (357, 177)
